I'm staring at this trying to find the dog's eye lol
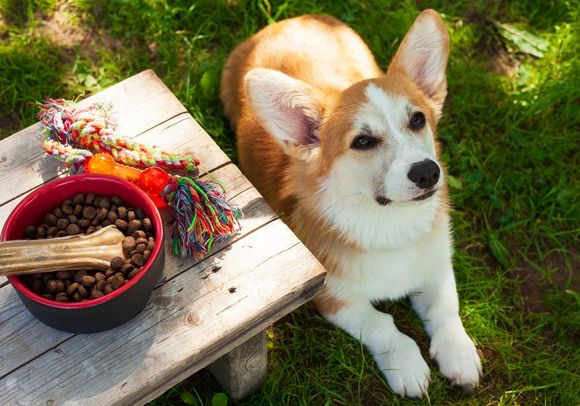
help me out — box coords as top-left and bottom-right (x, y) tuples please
(409, 111), (426, 131)
(351, 134), (379, 150)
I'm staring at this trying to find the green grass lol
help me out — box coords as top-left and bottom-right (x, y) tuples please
(1, 0), (579, 405)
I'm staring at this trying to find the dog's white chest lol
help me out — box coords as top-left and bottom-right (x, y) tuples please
(328, 244), (429, 302)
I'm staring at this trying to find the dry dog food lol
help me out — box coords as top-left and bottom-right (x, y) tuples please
(20, 193), (156, 303)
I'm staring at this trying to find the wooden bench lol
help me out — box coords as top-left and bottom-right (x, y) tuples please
(0, 70), (326, 404)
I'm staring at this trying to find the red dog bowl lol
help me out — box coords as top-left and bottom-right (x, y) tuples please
(1, 174), (165, 333)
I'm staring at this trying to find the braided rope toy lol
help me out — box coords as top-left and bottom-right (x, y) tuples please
(38, 98), (241, 258)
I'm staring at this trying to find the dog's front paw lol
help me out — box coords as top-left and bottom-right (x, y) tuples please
(374, 333), (431, 398)
(430, 328), (482, 391)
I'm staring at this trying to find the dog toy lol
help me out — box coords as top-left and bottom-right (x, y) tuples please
(37, 98), (241, 258)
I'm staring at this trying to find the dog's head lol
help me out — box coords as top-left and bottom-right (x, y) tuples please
(244, 10), (449, 249)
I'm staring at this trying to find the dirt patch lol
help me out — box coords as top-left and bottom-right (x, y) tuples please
(512, 247), (579, 315)
(35, 1), (124, 61)
(36, 3), (88, 49)
(487, 39), (521, 77)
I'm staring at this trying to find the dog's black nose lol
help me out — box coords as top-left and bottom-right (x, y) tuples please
(407, 159), (440, 189)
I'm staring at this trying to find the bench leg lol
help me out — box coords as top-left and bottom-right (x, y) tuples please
(208, 331), (267, 401)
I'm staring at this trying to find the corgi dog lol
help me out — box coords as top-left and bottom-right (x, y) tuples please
(220, 10), (482, 398)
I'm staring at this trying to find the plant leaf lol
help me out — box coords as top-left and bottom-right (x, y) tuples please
(211, 392), (229, 406)
(447, 175), (463, 189)
(488, 232), (509, 267)
(492, 20), (548, 58)
(180, 391), (198, 406)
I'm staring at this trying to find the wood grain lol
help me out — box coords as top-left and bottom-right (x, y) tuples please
(0, 220), (325, 406)
(0, 163), (276, 378)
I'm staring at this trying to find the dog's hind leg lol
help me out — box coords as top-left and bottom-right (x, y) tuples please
(319, 298), (431, 398)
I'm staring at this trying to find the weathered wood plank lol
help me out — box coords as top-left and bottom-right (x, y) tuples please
(0, 220), (325, 406)
(209, 331), (267, 401)
(0, 70), (187, 206)
(0, 163), (277, 378)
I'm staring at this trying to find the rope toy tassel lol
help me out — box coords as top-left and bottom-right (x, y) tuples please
(164, 177), (241, 258)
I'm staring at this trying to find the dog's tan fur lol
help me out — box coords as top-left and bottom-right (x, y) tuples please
(221, 11), (481, 398)
(221, 12), (448, 308)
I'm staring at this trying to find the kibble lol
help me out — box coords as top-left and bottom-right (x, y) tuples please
(45, 213), (58, 226)
(117, 206), (127, 220)
(24, 225), (37, 239)
(72, 193), (85, 205)
(62, 204), (74, 215)
(114, 219), (129, 232)
(111, 275), (125, 290)
(107, 211), (118, 223)
(91, 289), (105, 299)
(143, 218), (153, 231)
(110, 256), (124, 271)
(98, 197), (111, 209)
(81, 275), (96, 287)
(122, 236), (136, 253)
(78, 284), (89, 298)
(74, 270), (88, 283)
(67, 282), (80, 295)
(66, 224), (81, 235)
(131, 254), (145, 267)
(128, 268), (140, 279)
(37, 226), (47, 239)
(82, 206), (97, 220)
(47, 226), (58, 237)
(56, 218), (69, 230)
(128, 219), (142, 235)
(96, 279), (107, 291)
(95, 208), (108, 222)
(45, 279), (58, 293)
(121, 263), (134, 275)
(77, 219), (91, 228)
(85, 193), (96, 205)
(20, 193), (156, 303)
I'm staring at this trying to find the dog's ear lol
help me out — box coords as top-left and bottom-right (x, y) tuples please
(245, 68), (322, 158)
(389, 10), (449, 110)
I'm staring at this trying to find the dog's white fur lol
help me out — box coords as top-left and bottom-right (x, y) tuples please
(221, 10), (482, 398)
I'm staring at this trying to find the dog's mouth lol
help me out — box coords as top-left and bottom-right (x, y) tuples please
(375, 189), (437, 206)
(412, 189), (437, 201)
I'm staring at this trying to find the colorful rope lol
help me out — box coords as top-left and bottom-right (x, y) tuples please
(164, 177), (242, 258)
(38, 98), (200, 174)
